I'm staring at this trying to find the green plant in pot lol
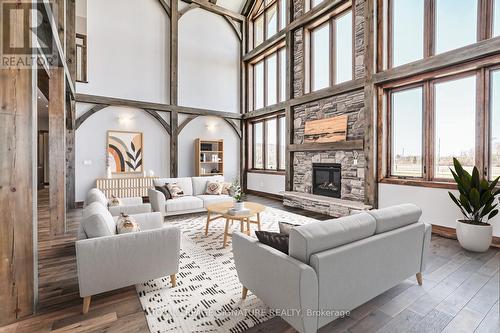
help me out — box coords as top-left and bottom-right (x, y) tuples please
(230, 178), (246, 211)
(448, 158), (499, 252)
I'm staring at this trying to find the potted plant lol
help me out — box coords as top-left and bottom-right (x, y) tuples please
(230, 178), (245, 211)
(449, 158), (499, 252)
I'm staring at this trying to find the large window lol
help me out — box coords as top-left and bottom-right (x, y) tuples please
(490, 70), (500, 179)
(435, 0), (478, 54)
(251, 0), (287, 49)
(391, 0), (424, 67)
(390, 87), (423, 177)
(495, 0), (500, 37)
(250, 114), (286, 171)
(308, 9), (353, 92)
(251, 47), (286, 110)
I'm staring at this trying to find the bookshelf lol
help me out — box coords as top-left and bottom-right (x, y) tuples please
(195, 139), (224, 176)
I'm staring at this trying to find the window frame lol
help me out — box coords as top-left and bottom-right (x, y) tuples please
(382, 69), (490, 187)
(251, 0), (286, 50)
(306, 4), (355, 93)
(76, 33), (88, 83)
(249, 113), (286, 172)
(387, 0), (498, 69)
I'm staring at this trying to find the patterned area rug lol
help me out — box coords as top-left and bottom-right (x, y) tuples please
(136, 207), (316, 333)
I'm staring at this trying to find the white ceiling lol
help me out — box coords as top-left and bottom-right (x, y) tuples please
(215, 0), (247, 14)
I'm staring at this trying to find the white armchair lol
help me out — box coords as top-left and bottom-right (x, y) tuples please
(86, 188), (152, 216)
(76, 202), (180, 314)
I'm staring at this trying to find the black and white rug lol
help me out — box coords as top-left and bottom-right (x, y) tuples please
(136, 207), (315, 333)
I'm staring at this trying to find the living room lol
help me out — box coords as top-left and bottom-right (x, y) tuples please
(0, 0), (499, 332)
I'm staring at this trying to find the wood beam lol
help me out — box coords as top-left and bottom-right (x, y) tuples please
(223, 15), (243, 40)
(144, 109), (172, 135)
(177, 115), (199, 133)
(170, 0), (179, 105)
(0, 59), (35, 325)
(179, 3), (199, 17)
(74, 104), (109, 130)
(373, 37), (500, 85)
(241, 0), (255, 16)
(224, 119), (243, 138)
(288, 140), (364, 152)
(74, 94), (242, 119)
(49, 68), (66, 235)
(183, 0), (246, 21)
(158, 0), (171, 17)
(66, 96), (76, 209)
(170, 111), (179, 177)
(284, 0), (293, 192)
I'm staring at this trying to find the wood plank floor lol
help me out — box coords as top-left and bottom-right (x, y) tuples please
(0, 192), (497, 333)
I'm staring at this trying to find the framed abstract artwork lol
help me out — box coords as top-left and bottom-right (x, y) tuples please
(107, 130), (143, 173)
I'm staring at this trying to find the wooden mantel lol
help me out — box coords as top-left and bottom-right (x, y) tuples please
(288, 140), (364, 152)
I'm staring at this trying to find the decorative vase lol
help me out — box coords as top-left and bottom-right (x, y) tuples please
(234, 201), (245, 211)
(106, 167), (112, 179)
(456, 220), (493, 252)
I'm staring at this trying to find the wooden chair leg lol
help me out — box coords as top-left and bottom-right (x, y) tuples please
(223, 218), (230, 248)
(242, 286), (248, 299)
(82, 296), (91, 314)
(170, 274), (176, 287)
(416, 272), (423, 286)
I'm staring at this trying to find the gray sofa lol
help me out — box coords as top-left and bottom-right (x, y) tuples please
(76, 201), (180, 314)
(148, 175), (234, 217)
(86, 188), (152, 216)
(233, 204), (431, 333)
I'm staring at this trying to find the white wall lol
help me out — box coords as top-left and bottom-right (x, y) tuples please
(76, 0), (169, 103)
(75, 104), (170, 202)
(247, 173), (285, 196)
(178, 8), (239, 112)
(178, 115), (239, 181)
(379, 183), (500, 237)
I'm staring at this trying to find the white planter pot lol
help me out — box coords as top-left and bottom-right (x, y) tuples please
(456, 220), (493, 252)
(234, 202), (245, 211)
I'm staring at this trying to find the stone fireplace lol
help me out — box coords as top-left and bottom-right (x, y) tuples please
(312, 163), (341, 198)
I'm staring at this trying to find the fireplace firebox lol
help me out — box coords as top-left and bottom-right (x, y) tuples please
(312, 163), (341, 198)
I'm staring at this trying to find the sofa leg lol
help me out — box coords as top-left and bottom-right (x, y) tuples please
(416, 272), (423, 286)
(242, 286), (248, 299)
(82, 296), (91, 314)
(170, 274), (177, 287)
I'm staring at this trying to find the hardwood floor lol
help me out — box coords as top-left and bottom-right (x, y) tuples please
(0, 192), (497, 333)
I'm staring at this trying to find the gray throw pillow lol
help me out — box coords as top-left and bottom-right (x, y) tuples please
(278, 221), (300, 235)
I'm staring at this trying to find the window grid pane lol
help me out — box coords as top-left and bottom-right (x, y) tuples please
(279, 0), (286, 30)
(391, 87), (423, 177)
(254, 62), (264, 110)
(490, 70), (500, 179)
(254, 122), (264, 169)
(335, 11), (353, 83)
(311, 22), (330, 91)
(435, 0), (477, 54)
(254, 15), (264, 47)
(392, 0), (424, 67)
(266, 119), (277, 170)
(279, 116), (286, 169)
(279, 49), (286, 102)
(434, 76), (476, 178)
(266, 4), (278, 39)
(495, 0), (500, 37)
(266, 54), (277, 106)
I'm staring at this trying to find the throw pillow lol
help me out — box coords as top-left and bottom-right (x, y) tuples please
(205, 180), (223, 195)
(221, 182), (232, 195)
(117, 213), (141, 234)
(167, 183), (184, 198)
(255, 231), (289, 254)
(278, 221), (300, 235)
(108, 194), (121, 207)
(155, 185), (171, 200)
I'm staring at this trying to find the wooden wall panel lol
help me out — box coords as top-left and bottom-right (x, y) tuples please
(49, 68), (66, 234)
(0, 68), (35, 324)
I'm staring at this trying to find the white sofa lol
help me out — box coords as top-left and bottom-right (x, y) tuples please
(148, 176), (234, 217)
(76, 202), (180, 314)
(86, 188), (152, 216)
(233, 204), (431, 333)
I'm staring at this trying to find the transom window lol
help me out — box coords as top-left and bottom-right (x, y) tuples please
(251, 0), (287, 49)
(250, 47), (286, 110)
(249, 114), (286, 171)
(388, 0), (499, 68)
(307, 8), (353, 92)
(386, 68), (500, 183)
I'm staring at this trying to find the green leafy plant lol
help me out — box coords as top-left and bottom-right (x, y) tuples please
(230, 178), (245, 202)
(448, 158), (500, 225)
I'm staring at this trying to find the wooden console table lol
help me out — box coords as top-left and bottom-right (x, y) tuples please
(96, 176), (158, 198)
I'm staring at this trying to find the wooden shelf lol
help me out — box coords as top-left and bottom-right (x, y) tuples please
(195, 139), (224, 176)
(288, 140), (364, 152)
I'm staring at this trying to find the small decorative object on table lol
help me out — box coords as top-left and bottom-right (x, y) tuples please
(449, 158), (499, 252)
(230, 178), (246, 211)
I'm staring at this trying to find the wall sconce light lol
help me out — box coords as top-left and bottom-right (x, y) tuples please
(206, 122), (218, 132)
(117, 115), (134, 125)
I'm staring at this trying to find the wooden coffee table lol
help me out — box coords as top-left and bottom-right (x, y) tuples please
(205, 202), (265, 248)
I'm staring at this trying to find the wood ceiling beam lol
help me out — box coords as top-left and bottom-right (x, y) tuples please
(74, 94), (243, 120)
(182, 0), (246, 21)
(158, 0), (171, 17)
